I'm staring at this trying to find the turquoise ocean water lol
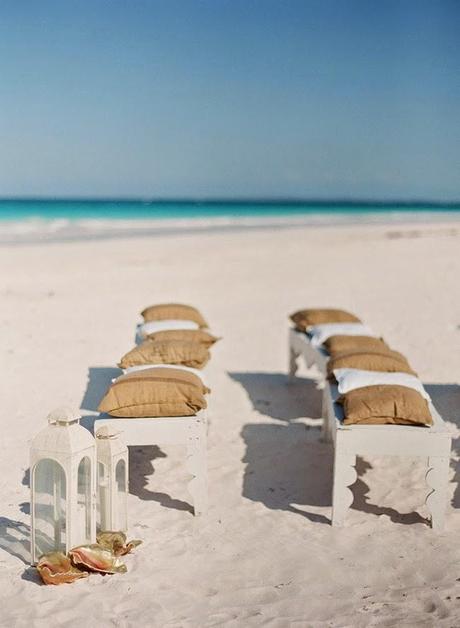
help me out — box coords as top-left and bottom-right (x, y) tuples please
(1, 199), (459, 243)
(0, 199), (459, 221)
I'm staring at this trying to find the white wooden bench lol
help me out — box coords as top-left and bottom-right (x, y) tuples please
(93, 320), (210, 517)
(94, 410), (208, 516)
(288, 328), (452, 530)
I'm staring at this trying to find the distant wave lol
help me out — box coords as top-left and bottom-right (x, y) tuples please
(1, 210), (460, 244)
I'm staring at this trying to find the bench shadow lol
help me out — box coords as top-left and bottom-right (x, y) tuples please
(425, 384), (460, 509)
(229, 371), (322, 422)
(232, 373), (460, 526)
(241, 422), (332, 524)
(231, 371), (331, 524)
(128, 446), (193, 514)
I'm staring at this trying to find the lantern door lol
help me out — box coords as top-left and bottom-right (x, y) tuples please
(31, 458), (67, 563)
(97, 460), (110, 532)
(68, 454), (96, 548)
(97, 456), (128, 532)
(114, 458), (128, 532)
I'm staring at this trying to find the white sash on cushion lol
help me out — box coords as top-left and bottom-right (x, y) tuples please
(309, 323), (378, 347)
(116, 363), (208, 388)
(333, 368), (430, 400)
(135, 319), (199, 344)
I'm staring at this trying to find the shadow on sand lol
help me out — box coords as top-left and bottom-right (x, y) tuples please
(0, 517), (30, 565)
(230, 371), (460, 526)
(80, 366), (122, 412)
(425, 384), (460, 509)
(128, 445), (193, 514)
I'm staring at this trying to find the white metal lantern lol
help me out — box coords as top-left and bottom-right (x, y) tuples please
(96, 426), (128, 533)
(30, 407), (96, 564)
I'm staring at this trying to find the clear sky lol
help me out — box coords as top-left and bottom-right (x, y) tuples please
(0, 0), (459, 201)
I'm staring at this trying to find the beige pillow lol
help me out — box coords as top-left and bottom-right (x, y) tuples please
(141, 303), (208, 328)
(146, 328), (220, 348)
(118, 339), (210, 369)
(339, 385), (432, 426)
(98, 367), (209, 418)
(327, 349), (415, 377)
(324, 335), (390, 356)
(290, 308), (361, 331)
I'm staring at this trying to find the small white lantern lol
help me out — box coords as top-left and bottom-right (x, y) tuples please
(96, 426), (129, 533)
(30, 407), (96, 564)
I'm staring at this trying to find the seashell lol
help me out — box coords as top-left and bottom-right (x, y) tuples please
(96, 531), (142, 556)
(37, 552), (89, 585)
(69, 544), (127, 574)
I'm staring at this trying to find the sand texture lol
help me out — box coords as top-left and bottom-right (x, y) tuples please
(0, 221), (460, 627)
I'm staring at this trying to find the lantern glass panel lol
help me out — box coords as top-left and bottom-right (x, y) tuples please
(97, 460), (109, 532)
(115, 459), (128, 532)
(33, 458), (66, 558)
(77, 456), (92, 543)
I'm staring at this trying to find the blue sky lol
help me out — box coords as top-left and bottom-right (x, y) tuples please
(0, 0), (459, 200)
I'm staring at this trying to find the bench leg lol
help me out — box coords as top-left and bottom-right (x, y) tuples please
(288, 343), (299, 379)
(321, 386), (334, 444)
(186, 419), (208, 516)
(426, 456), (450, 531)
(332, 445), (357, 526)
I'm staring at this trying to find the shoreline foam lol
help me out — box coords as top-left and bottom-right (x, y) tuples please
(1, 210), (460, 245)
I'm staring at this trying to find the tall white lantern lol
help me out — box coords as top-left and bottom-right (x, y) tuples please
(96, 426), (128, 533)
(30, 407), (96, 564)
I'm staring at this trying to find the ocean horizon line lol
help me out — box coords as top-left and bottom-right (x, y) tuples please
(1, 197), (460, 208)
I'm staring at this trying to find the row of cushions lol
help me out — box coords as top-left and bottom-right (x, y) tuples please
(98, 304), (215, 418)
(290, 307), (432, 427)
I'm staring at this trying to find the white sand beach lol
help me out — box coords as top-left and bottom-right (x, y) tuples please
(1, 220), (460, 627)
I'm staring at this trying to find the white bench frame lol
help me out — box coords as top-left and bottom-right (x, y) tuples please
(288, 328), (452, 530)
(94, 411), (208, 516)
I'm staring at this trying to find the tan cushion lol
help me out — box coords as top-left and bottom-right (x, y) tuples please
(98, 367), (208, 418)
(118, 339), (210, 369)
(327, 349), (416, 377)
(290, 308), (361, 331)
(324, 335), (390, 356)
(146, 328), (220, 348)
(141, 303), (208, 328)
(339, 385), (432, 426)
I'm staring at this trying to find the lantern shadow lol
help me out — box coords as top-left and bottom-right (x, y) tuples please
(20, 469), (30, 514)
(21, 566), (42, 584)
(128, 446), (194, 514)
(80, 366), (122, 412)
(0, 517), (30, 565)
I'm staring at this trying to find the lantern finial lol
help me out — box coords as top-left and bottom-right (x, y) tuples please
(47, 406), (81, 425)
(96, 425), (121, 439)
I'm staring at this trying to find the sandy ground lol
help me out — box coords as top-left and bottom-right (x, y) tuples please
(0, 221), (460, 627)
